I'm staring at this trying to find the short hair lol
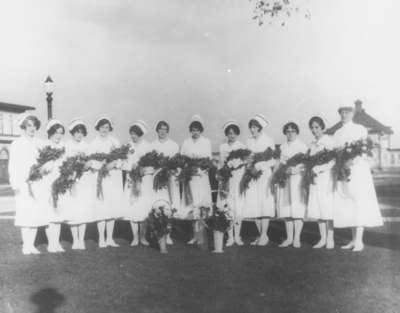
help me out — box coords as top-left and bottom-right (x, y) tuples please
(129, 125), (144, 137)
(224, 124), (240, 136)
(20, 115), (41, 130)
(47, 124), (65, 138)
(189, 121), (204, 133)
(156, 121), (170, 132)
(308, 116), (325, 130)
(95, 119), (113, 131)
(70, 124), (88, 136)
(283, 122), (299, 135)
(248, 119), (262, 131)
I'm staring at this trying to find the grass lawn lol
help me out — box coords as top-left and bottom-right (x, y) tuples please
(0, 219), (399, 313)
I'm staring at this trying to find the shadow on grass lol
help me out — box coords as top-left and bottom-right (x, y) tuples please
(30, 288), (65, 313)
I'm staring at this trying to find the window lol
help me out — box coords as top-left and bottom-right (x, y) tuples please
(0, 113), (3, 134)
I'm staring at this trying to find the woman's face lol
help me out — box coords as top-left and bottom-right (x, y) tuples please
(285, 126), (298, 142)
(73, 130), (84, 143)
(99, 123), (110, 137)
(190, 128), (201, 140)
(250, 125), (261, 138)
(51, 127), (64, 144)
(310, 121), (323, 139)
(24, 120), (37, 138)
(226, 128), (238, 143)
(130, 131), (140, 143)
(157, 125), (169, 141)
(340, 110), (354, 123)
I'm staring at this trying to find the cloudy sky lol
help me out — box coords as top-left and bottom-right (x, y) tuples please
(0, 0), (399, 149)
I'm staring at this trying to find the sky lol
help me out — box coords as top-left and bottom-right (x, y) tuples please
(0, 0), (399, 150)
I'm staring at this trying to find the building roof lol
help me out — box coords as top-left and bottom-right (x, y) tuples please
(325, 100), (394, 135)
(0, 101), (35, 113)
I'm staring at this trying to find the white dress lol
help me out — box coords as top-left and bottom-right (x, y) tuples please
(218, 140), (246, 219)
(59, 140), (95, 225)
(179, 136), (212, 219)
(276, 138), (308, 219)
(332, 122), (383, 228)
(306, 135), (335, 221)
(122, 139), (154, 222)
(8, 136), (49, 227)
(152, 138), (180, 210)
(242, 133), (275, 219)
(90, 135), (124, 221)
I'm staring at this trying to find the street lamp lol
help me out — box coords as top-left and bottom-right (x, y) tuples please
(44, 75), (55, 120)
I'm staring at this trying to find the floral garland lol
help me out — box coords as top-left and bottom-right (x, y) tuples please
(27, 146), (65, 197)
(177, 156), (213, 206)
(206, 204), (233, 232)
(217, 149), (252, 199)
(303, 149), (336, 186)
(333, 138), (374, 182)
(51, 154), (87, 207)
(239, 147), (277, 195)
(152, 154), (178, 192)
(95, 145), (130, 199)
(271, 152), (308, 189)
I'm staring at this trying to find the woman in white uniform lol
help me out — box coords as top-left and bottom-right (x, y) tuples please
(180, 115), (212, 244)
(61, 119), (94, 250)
(90, 117), (124, 248)
(333, 106), (383, 251)
(9, 114), (45, 255)
(152, 120), (180, 244)
(306, 116), (335, 249)
(33, 119), (67, 253)
(276, 122), (308, 248)
(123, 120), (153, 246)
(242, 114), (275, 246)
(218, 120), (246, 246)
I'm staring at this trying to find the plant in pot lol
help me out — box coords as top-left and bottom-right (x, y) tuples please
(207, 204), (233, 253)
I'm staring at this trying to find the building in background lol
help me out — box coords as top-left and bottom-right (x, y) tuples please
(326, 99), (397, 169)
(0, 102), (35, 185)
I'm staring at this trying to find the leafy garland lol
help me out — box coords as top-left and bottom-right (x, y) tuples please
(217, 149), (252, 199)
(303, 149), (336, 187)
(271, 152), (308, 189)
(95, 145), (130, 199)
(27, 146), (65, 197)
(239, 147), (278, 195)
(332, 138), (374, 182)
(51, 154), (87, 207)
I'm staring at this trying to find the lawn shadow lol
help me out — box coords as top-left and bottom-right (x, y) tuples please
(30, 288), (65, 313)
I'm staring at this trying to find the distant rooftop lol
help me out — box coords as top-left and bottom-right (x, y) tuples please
(326, 99), (393, 136)
(0, 101), (35, 113)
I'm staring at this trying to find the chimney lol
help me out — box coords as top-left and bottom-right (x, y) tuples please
(354, 99), (363, 112)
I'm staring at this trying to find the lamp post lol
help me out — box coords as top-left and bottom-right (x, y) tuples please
(44, 75), (55, 120)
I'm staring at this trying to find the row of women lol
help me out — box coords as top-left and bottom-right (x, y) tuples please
(9, 108), (383, 255)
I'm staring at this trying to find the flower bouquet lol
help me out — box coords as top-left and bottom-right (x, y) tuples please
(333, 138), (374, 182)
(27, 145), (65, 197)
(239, 147), (277, 195)
(146, 200), (176, 253)
(271, 152), (308, 189)
(206, 204), (233, 253)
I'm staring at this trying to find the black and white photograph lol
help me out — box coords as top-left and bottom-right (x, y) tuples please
(0, 1), (399, 312)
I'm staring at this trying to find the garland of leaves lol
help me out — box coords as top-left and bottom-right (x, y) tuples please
(271, 152), (308, 189)
(95, 145), (130, 199)
(303, 149), (336, 187)
(51, 154), (87, 207)
(239, 147), (278, 195)
(27, 146), (65, 197)
(332, 138), (374, 182)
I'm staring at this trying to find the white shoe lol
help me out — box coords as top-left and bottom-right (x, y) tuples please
(107, 240), (120, 248)
(257, 236), (269, 246)
(30, 247), (41, 254)
(71, 243), (80, 250)
(55, 245), (65, 253)
(293, 241), (301, 248)
(187, 238), (197, 245)
(225, 238), (235, 247)
(212, 250), (224, 254)
(341, 242), (354, 250)
(130, 239), (139, 246)
(279, 240), (293, 248)
(250, 237), (259, 246)
(326, 241), (334, 250)
(47, 245), (59, 253)
(313, 240), (326, 249)
(352, 243), (364, 252)
(78, 242), (86, 250)
(22, 246), (40, 255)
(166, 235), (173, 245)
(235, 238), (244, 246)
(140, 239), (149, 246)
(98, 241), (107, 248)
